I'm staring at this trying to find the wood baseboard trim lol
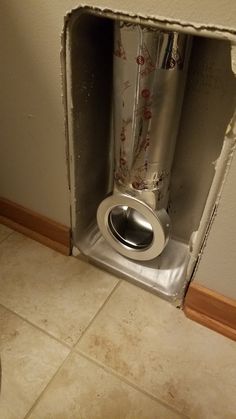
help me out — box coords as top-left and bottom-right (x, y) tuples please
(184, 282), (236, 341)
(0, 198), (71, 255)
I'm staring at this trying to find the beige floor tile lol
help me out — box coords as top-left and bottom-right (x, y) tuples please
(0, 305), (69, 419)
(77, 281), (236, 419)
(0, 232), (118, 346)
(0, 224), (13, 243)
(27, 352), (182, 419)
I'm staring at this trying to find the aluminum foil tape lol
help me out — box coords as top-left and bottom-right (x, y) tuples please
(113, 21), (190, 210)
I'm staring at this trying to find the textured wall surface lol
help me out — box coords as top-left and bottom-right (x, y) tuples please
(0, 0), (236, 297)
(0, 1), (71, 224)
(194, 151), (236, 298)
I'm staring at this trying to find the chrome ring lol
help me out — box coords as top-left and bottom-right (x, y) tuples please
(97, 193), (171, 261)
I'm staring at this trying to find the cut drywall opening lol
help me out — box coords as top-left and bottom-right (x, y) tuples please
(64, 8), (236, 304)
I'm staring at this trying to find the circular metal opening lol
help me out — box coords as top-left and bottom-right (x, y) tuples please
(108, 205), (154, 250)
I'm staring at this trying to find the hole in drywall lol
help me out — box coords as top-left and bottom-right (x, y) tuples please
(64, 8), (236, 301)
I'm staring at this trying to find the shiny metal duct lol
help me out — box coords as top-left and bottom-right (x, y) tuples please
(97, 22), (191, 261)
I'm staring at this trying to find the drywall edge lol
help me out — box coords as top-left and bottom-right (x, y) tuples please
(187, 110), (236, 282)
(187, 38), (236, 283)
(62, 6), (236, 285)
(64, 4), (236, 41)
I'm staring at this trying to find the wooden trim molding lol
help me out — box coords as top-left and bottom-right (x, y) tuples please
(0, 198), (71, 255)
(184, 282), (236, 341)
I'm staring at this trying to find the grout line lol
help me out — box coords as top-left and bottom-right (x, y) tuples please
(0, 279), (122, 353)
(23, 350), (75, 419)
(0, 230), (15, 244)
(0, 285), (189, 419)
(76, 349), (189, 418)
(23, 333), (187, 419)
(21, 280), (122, 418)
(23, 277), (120, 419)
(71, 278), (122, 347)
(0, 303), (72, 350)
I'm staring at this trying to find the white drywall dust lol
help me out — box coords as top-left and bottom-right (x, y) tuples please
(0, 0), (236, 297)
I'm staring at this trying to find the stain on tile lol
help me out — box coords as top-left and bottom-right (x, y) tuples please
(0, 305), (69, 419)
(27, 352), (182, 419)
(93, 335), (131, 376)
(77, 281), (236, 418)
(0, 232), (118, 345)
(0, 224), (13, 243)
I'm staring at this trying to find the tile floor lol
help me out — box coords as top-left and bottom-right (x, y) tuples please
(0, 224), (235, 419)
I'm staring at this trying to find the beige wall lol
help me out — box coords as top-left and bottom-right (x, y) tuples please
(0, 0), (236, 297)
(0, 1), (71, 224)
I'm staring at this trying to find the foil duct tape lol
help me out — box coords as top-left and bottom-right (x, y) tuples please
(113, 21), (190, 210)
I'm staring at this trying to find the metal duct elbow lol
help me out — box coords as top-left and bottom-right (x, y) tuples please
(97, 22), (191, 261)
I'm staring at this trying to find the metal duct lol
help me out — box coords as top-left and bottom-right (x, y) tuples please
(97, 22), (191, 260)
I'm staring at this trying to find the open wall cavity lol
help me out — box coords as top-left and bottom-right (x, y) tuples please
(64, 8), (236, 304)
